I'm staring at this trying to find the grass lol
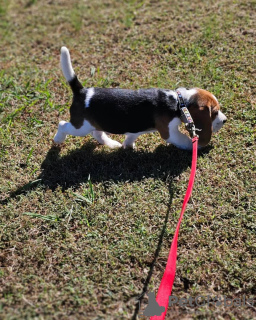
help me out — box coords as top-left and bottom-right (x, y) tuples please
(0, 0), (255, 319)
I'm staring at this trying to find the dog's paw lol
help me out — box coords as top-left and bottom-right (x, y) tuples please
(122, 142), (135, 149)
(107, 140), (122, 149)
(53, 121), (67, 144)
(52, 139), (64, 146)
(53, 134), (66, 144)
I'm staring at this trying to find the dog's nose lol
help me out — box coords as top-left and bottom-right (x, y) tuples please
(223, 119), (227, 124)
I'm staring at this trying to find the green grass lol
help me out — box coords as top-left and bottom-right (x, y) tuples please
(0, 0), (255, 319)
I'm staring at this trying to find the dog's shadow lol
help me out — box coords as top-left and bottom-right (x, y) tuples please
(4, 141), (211, 198)
(41, 142), (194, 189)
(1, 141), (212, 318)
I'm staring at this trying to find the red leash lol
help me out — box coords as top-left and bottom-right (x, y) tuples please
(150, 136), (199, 320)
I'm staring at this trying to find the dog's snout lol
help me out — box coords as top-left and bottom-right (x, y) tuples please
(223, 119), (227, 124)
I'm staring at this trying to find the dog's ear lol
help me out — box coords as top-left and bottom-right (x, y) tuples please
(189, 105), (212, 147)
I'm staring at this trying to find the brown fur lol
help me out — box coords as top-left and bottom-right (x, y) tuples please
(154, 114), (173, 140)
(189, 89), (220, 146)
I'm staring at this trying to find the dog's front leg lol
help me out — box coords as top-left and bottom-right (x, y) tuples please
(166, 118), (192, 150)
(122, 133), (141, 149)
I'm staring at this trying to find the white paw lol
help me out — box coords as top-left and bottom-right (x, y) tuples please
(107, 140), (122, 149)
(122, 142), (135, 149)
(53, 121), (67, 144)
(53, 133), (66, 144)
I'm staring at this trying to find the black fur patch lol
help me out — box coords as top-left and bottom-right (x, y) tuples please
(68, 76), (83, 94)
(82, 88), (179, 134)
(69, 88), (86, 129)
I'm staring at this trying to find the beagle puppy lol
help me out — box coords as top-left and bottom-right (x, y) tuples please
(54, 47), (227, 150)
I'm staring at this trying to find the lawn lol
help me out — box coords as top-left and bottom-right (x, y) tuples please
(0, 0), (255, 319)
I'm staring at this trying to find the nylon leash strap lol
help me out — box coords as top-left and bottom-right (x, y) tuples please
(150, 135), (199, 320)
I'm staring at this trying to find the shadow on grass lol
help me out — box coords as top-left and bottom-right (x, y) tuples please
(132, 179), (175, 320)
(39, 142), (197, 188)
(2, 141), (212, 200)
(1, 141), (212, 317)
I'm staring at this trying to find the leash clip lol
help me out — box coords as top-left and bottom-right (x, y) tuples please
(185, 123), (201, 139)
(180, 106), (201, 138)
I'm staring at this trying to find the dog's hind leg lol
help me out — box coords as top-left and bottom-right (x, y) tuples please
(54, 120), (94, 144)
(92, 131), (122, 149)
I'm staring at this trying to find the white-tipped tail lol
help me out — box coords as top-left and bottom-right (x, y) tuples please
(60, 46), (75, 82)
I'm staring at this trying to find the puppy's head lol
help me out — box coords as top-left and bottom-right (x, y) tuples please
(177, 88), (227, 147)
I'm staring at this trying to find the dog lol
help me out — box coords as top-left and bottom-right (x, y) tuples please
(54, 47), (227, 150)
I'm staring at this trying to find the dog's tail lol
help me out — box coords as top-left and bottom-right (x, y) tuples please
(60, 46), (83, 93)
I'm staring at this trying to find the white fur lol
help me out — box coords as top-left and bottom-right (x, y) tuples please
(54, 120), (95, 144)
(92, 131), (122, 148)
(54, 122), (122, 148)
(166, 118), (192, 150)
(212, 111), (227, 133)
(61, 47), (75, 82)
(123, 130), (156, 149)
(122, 133), (139, 149)
(85, 88), (94, 108)
(177, 88), (197, 102)
(163, 90), (178, 100)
